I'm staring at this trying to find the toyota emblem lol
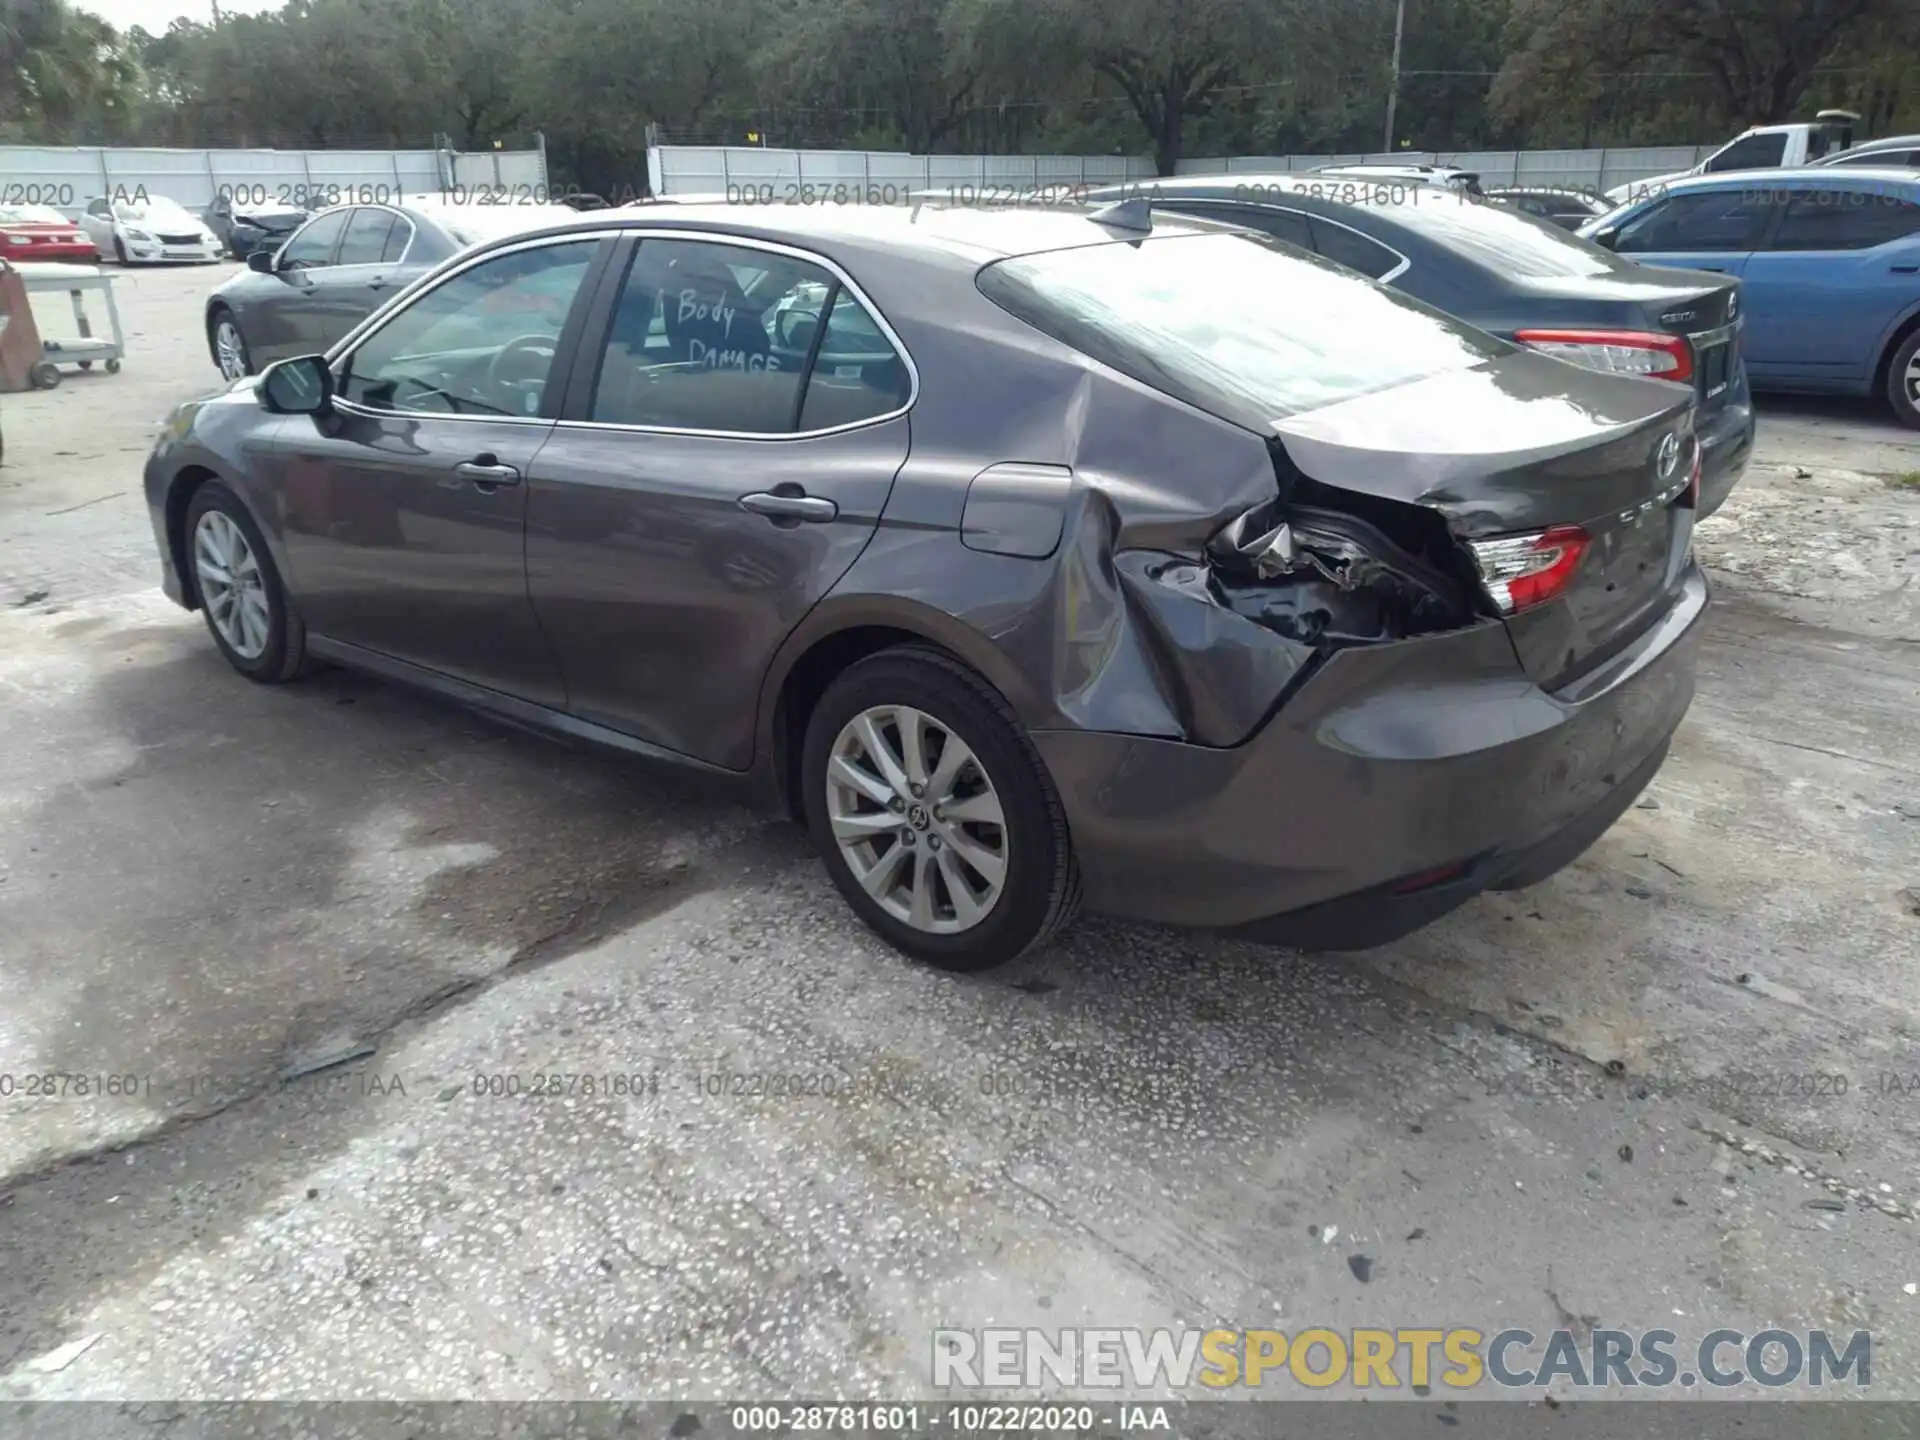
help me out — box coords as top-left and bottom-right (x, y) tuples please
(1727, 291), (1739, 321)
(1657, 431), (1681, 480)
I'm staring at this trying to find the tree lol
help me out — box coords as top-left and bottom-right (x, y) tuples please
(2, 0), (139, 140)
(1051, 0), (1339, 175)
(1493, 0), (1907, 137)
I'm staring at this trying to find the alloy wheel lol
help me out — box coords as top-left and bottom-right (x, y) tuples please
(1905, 351), (1920, 406)
(824, 704), (1008, 934)
(193, 509), (271, 660)
(215, 318), (248, 380)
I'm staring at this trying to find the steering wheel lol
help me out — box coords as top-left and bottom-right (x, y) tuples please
(486, 333), (558, 403)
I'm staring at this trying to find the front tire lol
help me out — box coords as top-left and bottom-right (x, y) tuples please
(185, 482), (308, 683)
(113, 236), (128, 265)
(802, 647), (1079, 971)
(1887, 329), (1920, 430)
(210, 307), (253, 380)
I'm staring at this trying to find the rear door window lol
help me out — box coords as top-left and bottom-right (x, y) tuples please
(977, 231), (1508, 427)
(1614, 190), (1769, 253)
(334, 207), (397, 266)
(588, 237), (907, 434)
(1766, 187), (1920, 250)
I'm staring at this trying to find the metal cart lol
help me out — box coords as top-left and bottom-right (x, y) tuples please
(19, 263), (126, 388)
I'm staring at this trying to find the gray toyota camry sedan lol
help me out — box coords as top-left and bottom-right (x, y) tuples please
(145, 200), (1709, 970)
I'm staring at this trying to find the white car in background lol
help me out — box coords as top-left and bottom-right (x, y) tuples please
(78, 195), (224, 264)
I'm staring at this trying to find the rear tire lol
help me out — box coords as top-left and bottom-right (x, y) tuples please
(184, 481), (309, 683)
(802, 646), (1079, 971)
(1887, 329), (1920, 430)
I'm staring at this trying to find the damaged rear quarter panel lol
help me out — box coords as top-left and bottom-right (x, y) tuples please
(810, 302), (1326, 747)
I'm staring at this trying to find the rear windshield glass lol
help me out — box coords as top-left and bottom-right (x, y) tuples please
(1381, 192), (1629, 277)
(976, 231), (1508, 425)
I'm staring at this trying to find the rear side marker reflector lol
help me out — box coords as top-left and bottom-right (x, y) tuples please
(1514, 328), (1694, 384)
(1468, 525), (1591, 615)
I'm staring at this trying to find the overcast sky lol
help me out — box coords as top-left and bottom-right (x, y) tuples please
(75, 0), (280, 34)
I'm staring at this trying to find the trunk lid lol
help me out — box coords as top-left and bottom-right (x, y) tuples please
(1271, 351), (1697, 689)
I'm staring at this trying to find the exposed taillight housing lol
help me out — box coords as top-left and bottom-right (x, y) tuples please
(1513, 328), (1694, 384)
(1468, 526), (1590, 615)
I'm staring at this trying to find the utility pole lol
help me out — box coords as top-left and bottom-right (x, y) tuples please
(1383, 0), (1407, 153)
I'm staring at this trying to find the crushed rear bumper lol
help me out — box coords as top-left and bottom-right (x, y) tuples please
(1031, 563), (1708, 947)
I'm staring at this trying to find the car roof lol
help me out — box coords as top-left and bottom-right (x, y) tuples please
(454, 200), (1233, 272)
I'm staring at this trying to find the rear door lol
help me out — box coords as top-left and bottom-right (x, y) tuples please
(1735, 181), (1920, 380)
(525, 232), (913, 769)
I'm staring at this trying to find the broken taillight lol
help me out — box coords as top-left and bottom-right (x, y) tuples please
(1513, 328), (1694, 384)
(1468, 526), (1590, 614)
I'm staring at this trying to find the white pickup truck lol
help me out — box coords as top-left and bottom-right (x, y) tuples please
(1604, 111), (1861, 204)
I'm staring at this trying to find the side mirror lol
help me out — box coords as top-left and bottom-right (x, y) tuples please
(258, 355), (334, 415)
(1590, 227), (1620, 251)
(248, 247), (276, 274)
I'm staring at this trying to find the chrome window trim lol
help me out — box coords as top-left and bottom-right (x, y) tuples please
(327, 229), (618, 422)
(327, 226), (920, 440)
(558, 226), (920, 442)
(334, 203), (419, 268)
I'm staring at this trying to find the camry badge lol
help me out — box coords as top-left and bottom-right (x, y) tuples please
(1657, 431), (1681, 480)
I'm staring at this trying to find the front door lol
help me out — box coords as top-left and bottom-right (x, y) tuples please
(1611, 186), (1766, 282)
(267, 234), (608, 706)
(526, 234), (914, 768)
(308, 206), (415, 346)
(248, 208), (349, 365)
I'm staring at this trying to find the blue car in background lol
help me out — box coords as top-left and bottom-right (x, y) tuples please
(1581, 169), (1920, 428)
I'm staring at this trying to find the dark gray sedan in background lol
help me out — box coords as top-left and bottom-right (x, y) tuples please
(204, 196), (576, 381)
(150, 202), (1708, 970)
(1089, 176), (1754, 517)
(202, 194), (310, 259)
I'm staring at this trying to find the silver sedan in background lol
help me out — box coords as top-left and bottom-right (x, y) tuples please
(204, 195), (577, 381)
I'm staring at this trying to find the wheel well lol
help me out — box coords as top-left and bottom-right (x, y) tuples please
(165, 467), (221, 609)
(1874, 308), (1920, 395)
(205, 303), (232, 357)
(772, 625), (950, 822)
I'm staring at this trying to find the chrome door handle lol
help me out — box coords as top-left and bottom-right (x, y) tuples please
(739, 491), (837, 522)
(455, 460), (521, 486)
